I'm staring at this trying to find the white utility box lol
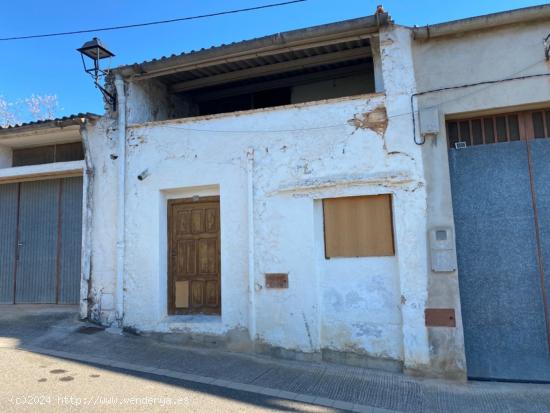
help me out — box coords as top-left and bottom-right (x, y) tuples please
(429, 227), (457, 272)
(419, 107), (440, 137)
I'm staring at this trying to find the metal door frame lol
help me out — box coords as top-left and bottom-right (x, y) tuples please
(447, 109), (550, 379)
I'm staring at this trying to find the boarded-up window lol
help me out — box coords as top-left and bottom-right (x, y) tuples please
(323, 195), (394, 258)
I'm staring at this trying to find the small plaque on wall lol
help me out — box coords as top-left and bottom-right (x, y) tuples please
(425, 308), (456, 327)
(265, 273), (288, 289)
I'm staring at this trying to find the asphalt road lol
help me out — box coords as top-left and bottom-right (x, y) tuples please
(0, 348), (344, 413)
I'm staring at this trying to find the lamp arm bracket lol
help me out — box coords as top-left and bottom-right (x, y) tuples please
(95, 81), (117, 111)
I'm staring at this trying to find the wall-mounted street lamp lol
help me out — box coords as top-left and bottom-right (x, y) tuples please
(77, 37), (117, 110)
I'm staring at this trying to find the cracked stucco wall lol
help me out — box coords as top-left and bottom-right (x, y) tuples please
(116, 82), (429, 376)
(378, 25), (431, 374)
(126, 78), (198, 125)
(411, 19), (550, 380)
(84, 116), (119, 326)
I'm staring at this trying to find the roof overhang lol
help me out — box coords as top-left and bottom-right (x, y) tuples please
(412, 4), (550, 40)
(0, 114), (99, 148)
(114, 13), (390, 91)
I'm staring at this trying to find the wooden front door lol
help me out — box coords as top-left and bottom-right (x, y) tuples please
(168, 196), (221, 315)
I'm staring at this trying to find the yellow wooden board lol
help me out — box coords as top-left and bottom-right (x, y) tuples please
(175, 281), (189, 308)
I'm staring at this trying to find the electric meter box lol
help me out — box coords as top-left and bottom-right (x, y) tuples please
(429, 227), (457, 272)
(419, 107), (440, 137)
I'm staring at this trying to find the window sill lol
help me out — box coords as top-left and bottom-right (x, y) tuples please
(0, 160), (84, 184)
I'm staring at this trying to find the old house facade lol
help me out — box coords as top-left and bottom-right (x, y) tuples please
(2, 5), (550, 382)
(86, 12), (436, 377)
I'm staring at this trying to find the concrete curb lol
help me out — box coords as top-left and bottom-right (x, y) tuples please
(21, 345), (398, 413)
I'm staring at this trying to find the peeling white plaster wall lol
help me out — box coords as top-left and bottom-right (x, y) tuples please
(379, 25), (431, 371)
(85, 117), (119, 325)
(87, 25), (432, 372)
(109, 92), (428, 369)
(126, 79), (197, 125)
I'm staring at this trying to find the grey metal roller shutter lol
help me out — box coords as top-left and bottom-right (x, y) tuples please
(15, 179), (60, 304)
(0, 184), (18, 304)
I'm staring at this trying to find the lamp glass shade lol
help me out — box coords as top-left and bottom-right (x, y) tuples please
(77, 37), (115, 60)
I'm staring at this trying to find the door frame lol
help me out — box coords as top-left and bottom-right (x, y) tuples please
(167, 195), (221, 315)
(447, 108), (550, 380)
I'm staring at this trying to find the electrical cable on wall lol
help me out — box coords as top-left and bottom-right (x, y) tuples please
(411, 72), (550, 145)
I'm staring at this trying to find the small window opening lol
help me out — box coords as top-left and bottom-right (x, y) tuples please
(12, 142), (84, 167)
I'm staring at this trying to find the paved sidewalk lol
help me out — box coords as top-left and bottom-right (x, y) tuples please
(1, 306), (549, 413)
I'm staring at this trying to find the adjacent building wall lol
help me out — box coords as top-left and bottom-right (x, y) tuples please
(411, 20), (550, 378)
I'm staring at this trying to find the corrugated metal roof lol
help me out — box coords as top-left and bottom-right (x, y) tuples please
(0, 113), (100, 131)
(163, 37), (371, 91)
(115, 13), (389, 82)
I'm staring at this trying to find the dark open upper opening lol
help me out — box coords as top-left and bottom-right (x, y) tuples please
(118, 16), (382, 122)
(166, 38), (374, 117)
(191, 57), (373, 115)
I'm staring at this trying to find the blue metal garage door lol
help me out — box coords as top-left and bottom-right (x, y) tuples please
(448, 111), (550, 382)
(0, 177), (82, 304)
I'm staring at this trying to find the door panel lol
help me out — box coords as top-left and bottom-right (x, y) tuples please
(531, 139), (550, 325)
(15, 179), (60, 304)
(169, 197), (221, 315)
(198, 238), (217, 274)
(449, 141), (550, 381)
(0, 184), (19, 304)
(205, 280), (219, 306)
(191, 209), (203, 233)
(58, 177), (83, 304)
(190, 281), (204, 308)
(177, 240), (196, 275)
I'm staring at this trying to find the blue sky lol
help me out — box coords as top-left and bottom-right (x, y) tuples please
(0, 1), (544, 118)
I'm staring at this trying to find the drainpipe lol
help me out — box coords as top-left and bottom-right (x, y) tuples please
(79, 124), (93, 321)
(247, 148), (256, 341)
(114, 74), (126, 326)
